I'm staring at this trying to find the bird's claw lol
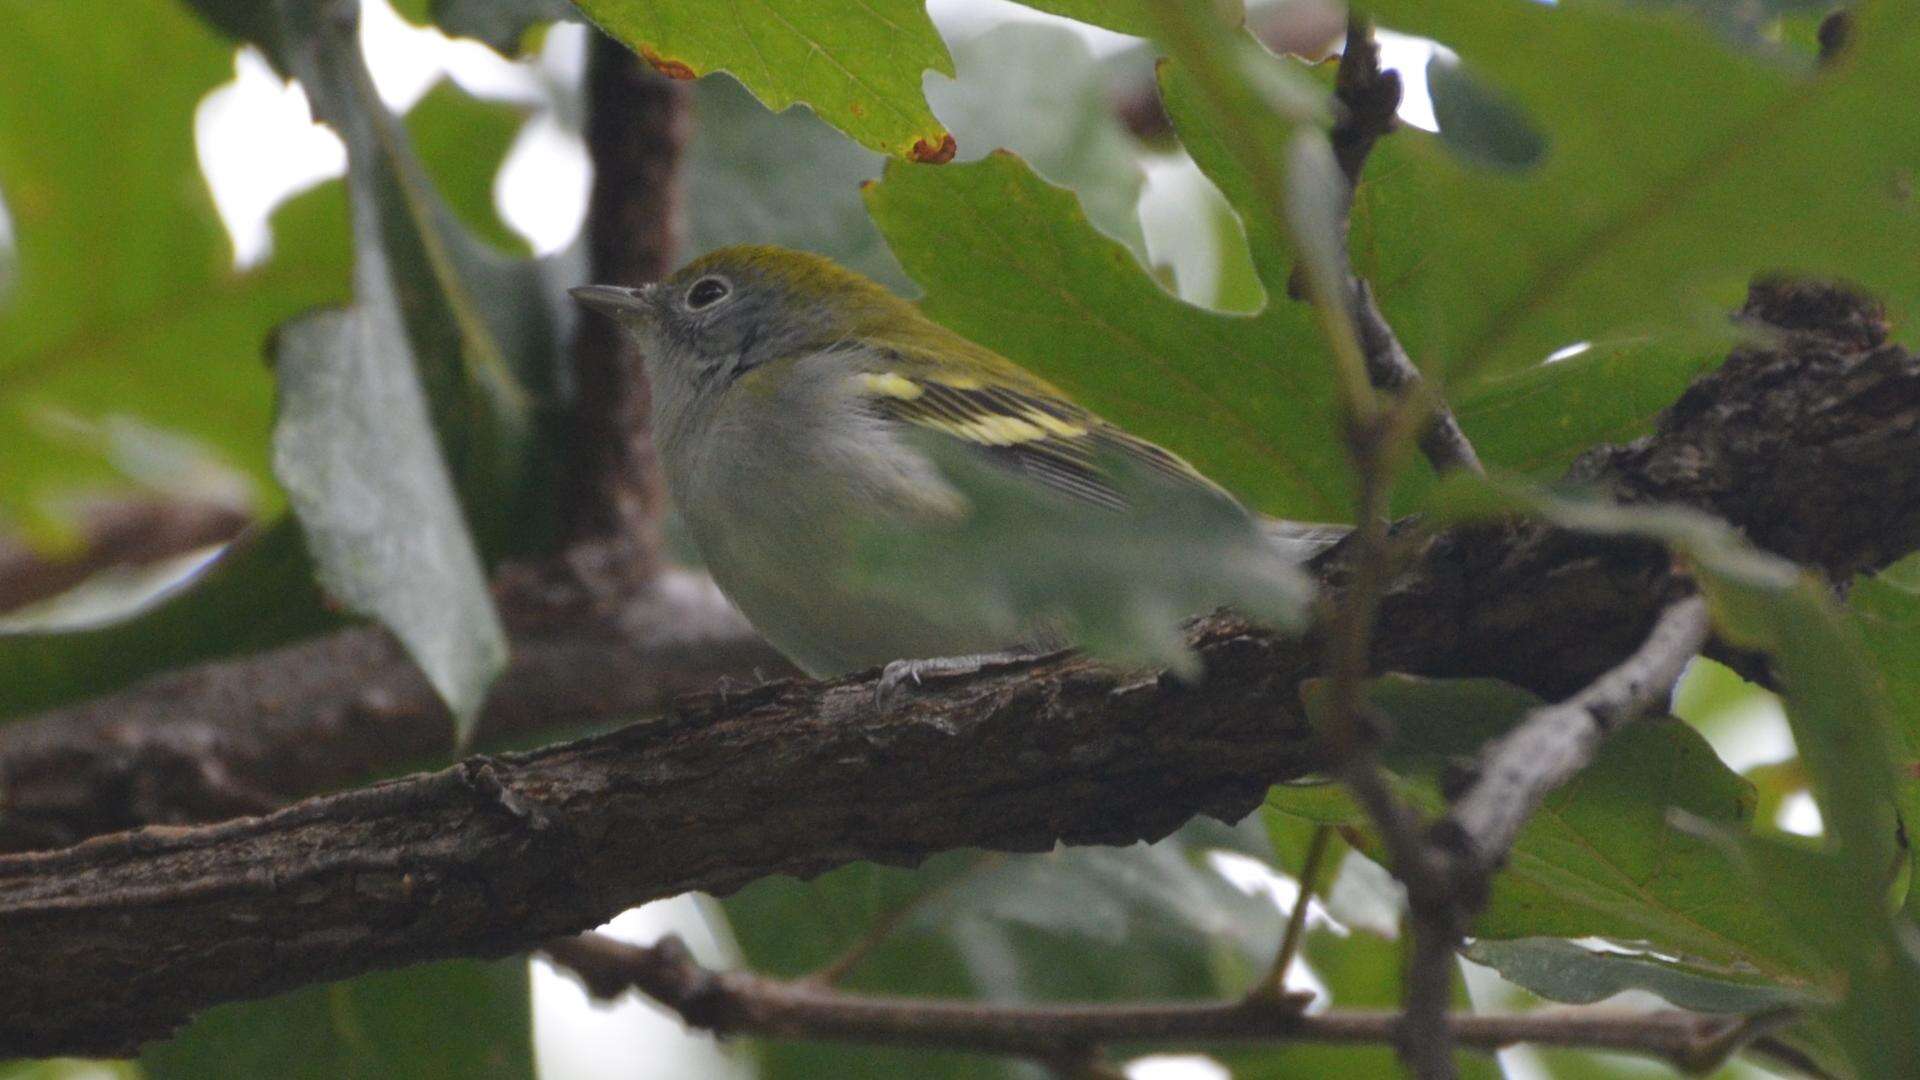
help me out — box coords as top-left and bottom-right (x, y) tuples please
(872, 651), (1036, 712)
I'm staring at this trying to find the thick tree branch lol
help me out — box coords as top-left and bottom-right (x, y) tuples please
(539, 931), (1804, 1075)
(0, 280), (1914, 1056)
(0, 499), (249, 616)
(0, 560), (785, 853)
(0, 621), (1324, 1056)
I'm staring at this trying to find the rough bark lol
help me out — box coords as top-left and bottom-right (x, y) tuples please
(0, 282), (1915, 1056)
(0, 561), (786, 852)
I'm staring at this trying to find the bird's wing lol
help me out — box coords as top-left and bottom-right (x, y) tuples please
(851, 358), (1238, 514)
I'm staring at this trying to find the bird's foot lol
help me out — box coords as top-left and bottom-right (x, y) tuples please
(874, 650), (1040, 712)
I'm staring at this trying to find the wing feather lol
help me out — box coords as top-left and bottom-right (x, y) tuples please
(854, 360), (1237, 514)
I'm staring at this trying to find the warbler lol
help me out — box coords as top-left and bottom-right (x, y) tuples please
(572, 245), (1327, 689)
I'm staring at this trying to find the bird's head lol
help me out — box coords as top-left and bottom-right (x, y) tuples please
(570, 244), (912, 389)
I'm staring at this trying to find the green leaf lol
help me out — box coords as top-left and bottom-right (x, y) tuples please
(1446, 341), (1721, 480)
(1460, 486), (1908, 889)
(0, 0), (350, 536)
(1273, 674), (1821, 991)
(407, 84), (534, 257)
(1159, 46), (1725, 510)
(927, 21), (1150, 256)
(865, 152), (1347, 521)
(685, 15), (1155, 295)
(1690, 827), (1920, 1078)
(1848, 570), (1920, 775)
(0, 33), (550, 729)
(194, 2), (585, 737)
(686, 75), (908, 292)
(571, 0), (956, 162)
(1010, 0), (1198, 39)
(266, 13), (575, 562)
(141, 959), (532, 1079)
(272, 299), (506, 736)
(1426, 55), (1548, 173)
(1154, 56), (1315, 294)
(1361, 0), (1920, 383)
(1464, 937), (1820, 1013)
(0, 521), (338, 721)
(1430, 478), (1920, 1075)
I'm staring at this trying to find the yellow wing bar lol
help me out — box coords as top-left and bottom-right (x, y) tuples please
(857, 368), (1234, 513)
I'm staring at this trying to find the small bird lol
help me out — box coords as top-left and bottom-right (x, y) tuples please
(572, 245), (1325, 691)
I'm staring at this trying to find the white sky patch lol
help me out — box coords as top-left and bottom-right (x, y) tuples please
(197, 2), (590, 267)
(1205, 849), (1335, 1006)
(1375, 29), (1440, 132)
(358, 0), (543, 110)
(1777, 790), (1825, 837)
(1208, 849), (1346, 938)
(531, 897), (754, 1080)
(496, 111), (592, 254)
(195, 46), (346, 268)
(930, 0), (1139, 55)
(1138, 153), (1232, 307)
(1683, 669), (1799, 774)
(492, 24), (591, 255)
(1127, 1055), (1232, 1080)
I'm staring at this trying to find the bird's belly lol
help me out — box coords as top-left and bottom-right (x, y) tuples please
(666, 378), (1022, 676)
(691, 509), (1008, 677)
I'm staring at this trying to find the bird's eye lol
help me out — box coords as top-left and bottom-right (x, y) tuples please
(686, 276), (731, 310)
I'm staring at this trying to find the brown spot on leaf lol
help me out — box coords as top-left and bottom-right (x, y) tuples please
(638, 45), (697, 81)
(849, 102), (867, 118)
(910, 133), (957, 165)
(858, 178), (876, 192)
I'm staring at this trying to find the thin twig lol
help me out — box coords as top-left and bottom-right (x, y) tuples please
(1437, 595), (1713, 873)
(1301, 24), (1493, 1074)
(804, 855), (996, 987)
(1318, 410), (1458, 1078)
(1252, 824), (1332, 1001)
(1305, 18), (1484, 478)
(540, 931), (1804, 1072)
(1287, 15), (1401, 303)
(1351, 280), (1484, 476)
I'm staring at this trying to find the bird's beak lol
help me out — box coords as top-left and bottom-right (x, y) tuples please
(569, 283), (654, 317)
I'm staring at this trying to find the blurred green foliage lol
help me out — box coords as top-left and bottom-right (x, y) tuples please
(3, 0), (1919, 1077)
